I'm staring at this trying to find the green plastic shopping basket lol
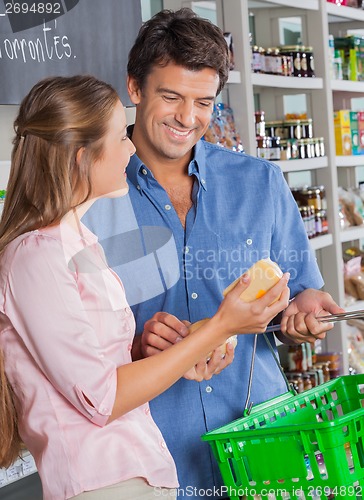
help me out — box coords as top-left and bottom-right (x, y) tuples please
(202, 373), (364, 499)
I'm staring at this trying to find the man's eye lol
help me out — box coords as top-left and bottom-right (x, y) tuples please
(163, 96), (177, 102)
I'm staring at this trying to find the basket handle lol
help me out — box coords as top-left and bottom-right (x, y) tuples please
(243, 331), (296, 417)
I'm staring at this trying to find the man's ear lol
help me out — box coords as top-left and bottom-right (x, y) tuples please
(127, 76), (142, 105)
(76, 147), (85, 166)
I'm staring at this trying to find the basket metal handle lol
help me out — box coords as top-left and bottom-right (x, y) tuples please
(243, 329), (296, 417)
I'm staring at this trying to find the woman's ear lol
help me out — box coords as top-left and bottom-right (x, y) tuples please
(127, 76), (142, 105)
(76, 147), (85, 166)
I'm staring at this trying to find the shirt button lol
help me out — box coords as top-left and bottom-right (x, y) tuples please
(160, 441), (166, 449)
(142, 168), (148, 175)
(137, 185), (141, 190)
(101, 407), (109, 413)
(145, 407), (150, 415)
(206, 386), (213, 393)
(201, 179), (206, 184)
(127, 343), (132, 351)
(165, 204), (171, 211)
(246, 238), (253, 245)
(191, 292), (198, 299)
(184, 246), (189, 254)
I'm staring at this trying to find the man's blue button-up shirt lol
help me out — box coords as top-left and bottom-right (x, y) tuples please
(83, 139), (324, 498)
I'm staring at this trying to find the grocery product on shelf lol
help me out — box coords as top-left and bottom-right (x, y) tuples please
(203, 103), (244, 152)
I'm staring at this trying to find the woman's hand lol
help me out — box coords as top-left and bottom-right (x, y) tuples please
(214, 272), (291, 337)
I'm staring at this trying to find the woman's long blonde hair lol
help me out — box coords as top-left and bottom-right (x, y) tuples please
(0, 75), (119, 467)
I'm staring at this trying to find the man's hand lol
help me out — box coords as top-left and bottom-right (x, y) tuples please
(278, 288), (345, 344)
(138, 311), (235, 381)
(183, 341), (235, 381)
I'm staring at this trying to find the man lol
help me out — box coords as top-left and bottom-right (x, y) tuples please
(83, 8), (343, 498)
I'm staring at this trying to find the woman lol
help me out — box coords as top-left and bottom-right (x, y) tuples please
(0, 75), (290, 500)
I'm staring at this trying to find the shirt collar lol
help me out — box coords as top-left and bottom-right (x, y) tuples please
(126, 124), (207, 192)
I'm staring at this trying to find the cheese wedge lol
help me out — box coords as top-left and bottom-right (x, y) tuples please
(223, 258), (283, 303)
(188, 318), (238, 358)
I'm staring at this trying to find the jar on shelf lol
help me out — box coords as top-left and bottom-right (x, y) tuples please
(284, 119), (302, 140)
(315, 209), (323, 235)
(301, 118), (313, 139)
(322, 362), (331, 382)
(304, 46), (315, 77)
(254, 110), (265, 136)
(303, 374), (313, 391)
(300, 46), (308, 77)
(269, 136), (281, 160)
(279, 139), (291, 160)
(297, 139), (306, 159)
(281, 52), (293, 77)
(252, 45), (262, 73)
(265, 120), (285, 138)
(286, 372), (304, 393)
(281, 45), (302, 77)
(264, 47), (274, 74)
(256, 135), (270, 159)
(288, 138), (299, 159)
(318, 137), (325, 157)
(273, 47), (283, 76)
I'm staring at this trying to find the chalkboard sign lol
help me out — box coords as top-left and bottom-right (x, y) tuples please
(0, 0), (142, 105)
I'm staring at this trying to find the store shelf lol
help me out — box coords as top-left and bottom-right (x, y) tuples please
(326, 3), (364, 22)
(331, 80), (364, 93)
(336, 155), (364, 167)
(277, 156), (328, 173)
(310, 233), (333, 251)
(251, 73), (324, 89)
(346, 300), (364, 313)
(340, 225), (364, 243)
(249, 0), (319, 10)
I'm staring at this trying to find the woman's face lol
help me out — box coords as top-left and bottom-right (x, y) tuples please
(90, 99), (135, 198)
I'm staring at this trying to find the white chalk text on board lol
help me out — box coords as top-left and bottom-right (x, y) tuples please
(0, 20), (73, 62)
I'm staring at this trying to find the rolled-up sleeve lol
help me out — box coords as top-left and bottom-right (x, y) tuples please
(3, 233), (118, 426)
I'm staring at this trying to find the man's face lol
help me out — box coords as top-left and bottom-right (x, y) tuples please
(128, 62), (219, 165)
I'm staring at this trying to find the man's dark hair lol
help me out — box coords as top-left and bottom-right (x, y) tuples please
(127, 8), (229, 95)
